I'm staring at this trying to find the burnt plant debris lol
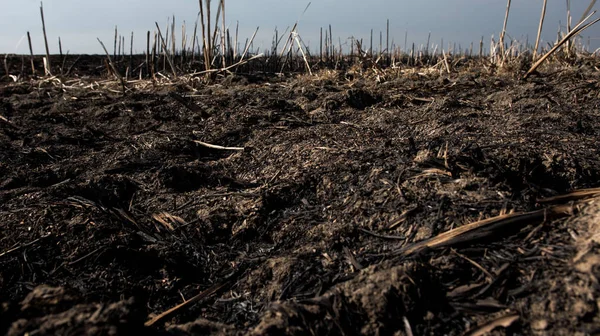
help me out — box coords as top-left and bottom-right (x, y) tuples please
(2, 56), (600, 335)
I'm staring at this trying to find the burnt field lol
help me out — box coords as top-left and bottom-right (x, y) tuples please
(1, 55), (600, 335)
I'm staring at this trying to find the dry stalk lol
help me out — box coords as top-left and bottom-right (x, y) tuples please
(533, 0), (548, 60)
(525, 11), (600, 78)
(187, 52), (263, 77)
(113, 26), (118, 59)
(398, 203), (575, 257)
(145, 282), (229, 327)
(40, 1), (51, 75)
(578, 0), (598, 26)
(3, 55), (9, 80)
(442, 51), (451, 73)
(566, 0), (572, 52)
(27, 32), (35, 75)
(537, 187), (600, 204)
(238, 27), (259, 63)
(191, 16), (199, 64)
(193, 140), (244, 151)
(210, 3), (223, 66)
(146, 31), (150, 76)
(234, 21), (239, 59)
(97, 38), (126, 94)
(220, 0), (227, 68)
(171, 15), (176, 60)
(181, 21), (186, 68)
(198, 0), (217, 75)
(499, 0), (511, 62)
(293, 32), (313, 75)
(154, 22), (178, 78)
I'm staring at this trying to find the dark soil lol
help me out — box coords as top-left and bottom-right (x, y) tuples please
(2, 56), (600, 335)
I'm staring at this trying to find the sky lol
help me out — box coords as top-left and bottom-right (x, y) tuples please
(1, 0), (600, 55)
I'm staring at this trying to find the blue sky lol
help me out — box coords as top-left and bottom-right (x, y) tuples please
(1, 0), (599, 54)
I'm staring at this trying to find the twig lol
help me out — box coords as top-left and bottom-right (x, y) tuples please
(343, 246), (363, 271)
(397, 203), (575, 257)
(525, 11), (600, 78)
(145, 281), (229, 327)
(68, 247), (104, 265)
(0, 115), (20, 129)
(533, 0), (548, 60)
(537, 187), (600, 204)
(40, 2), (52, 75)
(27, 32), (36, 76)
(442, 51), (451, 73)
(64, 55), (81, 77)
(97, 38), (126, 94)
(451, 248), (494, 280)
(238, 27), (260, 64)
(499, 0), (511, 60)
(187, 53), (263, 76)
(293, 32), (313, 75)
(0, 237), (44, 258)
(193, 140), (244, 151)
(465, 313), (519, 336)
(154, 22), (178, 78)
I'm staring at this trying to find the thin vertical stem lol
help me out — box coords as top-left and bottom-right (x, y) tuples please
(379, 30), (382, 56)
(171, 15), (176, 61)
(234, 21), (239, 59)
(329, 25), (333, 61)
(199, 0), (211, 72)
(40, 2), (51, 75)
(146, 31), (151, 77)
(181, 21), (186, 67)
(155, 22), (178, 78)
(191, 17), (198, 63)
(386, 19), (390, 61)
(152, 31), (157, 77)
(566, 0), (571, 51)
(97, 38), (125, 94)
(479, 36), (483, 57)
(370, 29), (373, 56)
(207, 0), (212, 66)
(221, 0), (227, 68)
(114, 26), (118, 59)
(3, 55), (9, 79)
(320, 27), (323, 61)
(499, 0), (512, 60)
(129, 32), (134, 75)
(533, 0), (548, 60)
(27, 32), (36, 75)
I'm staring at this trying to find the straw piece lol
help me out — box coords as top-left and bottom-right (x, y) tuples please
(525, 12), (600, 78)
(193, 140), (244, 151)
(154, 22), (178, 78)
(97, 38), (126, 94)
(537, 188), (600, 204)
(40, 2), (51, 75)
(533, 0), (548, 60)
(144, 282), (229, 327)
(398, 203), (575, 257)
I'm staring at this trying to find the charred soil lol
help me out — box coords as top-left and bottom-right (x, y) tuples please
(1, 58), (600, 335)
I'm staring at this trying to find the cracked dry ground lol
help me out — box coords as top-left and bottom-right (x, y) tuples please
(1, 64), (600, 335)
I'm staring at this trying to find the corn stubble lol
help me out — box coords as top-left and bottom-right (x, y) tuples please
(5, 0), (599, 85)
